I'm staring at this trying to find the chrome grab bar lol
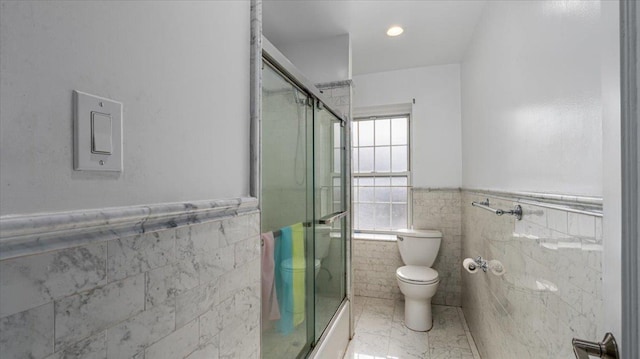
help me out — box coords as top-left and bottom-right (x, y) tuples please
(318, 211), (348, 225)
(572, 333), (619, 359)
(471, 199), (523, 220)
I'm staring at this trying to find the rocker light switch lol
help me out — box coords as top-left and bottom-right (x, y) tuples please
(91, 112), (112, 154)
(74, 90), (123, 172)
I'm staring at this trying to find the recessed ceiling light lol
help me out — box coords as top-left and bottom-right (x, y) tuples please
(386, 26), (404, 37)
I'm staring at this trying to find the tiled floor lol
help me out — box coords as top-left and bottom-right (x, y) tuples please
(344, 296), (481, 359)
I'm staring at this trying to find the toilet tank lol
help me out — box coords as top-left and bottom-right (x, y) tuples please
(396, 229), (442, 266)
(315, 225), (332, 260)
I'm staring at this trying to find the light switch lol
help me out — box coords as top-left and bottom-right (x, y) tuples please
(73, 90), (123, 172)
(91, 112), (112, 154)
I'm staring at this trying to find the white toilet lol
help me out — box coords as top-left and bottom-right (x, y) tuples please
(280, 224), (333, 284)
(280, 225), (333, 319)
(395, 228), (442, 331)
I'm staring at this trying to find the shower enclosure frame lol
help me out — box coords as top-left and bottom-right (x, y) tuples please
(254, 36), (354, 358)
(620, 0), (639, 357)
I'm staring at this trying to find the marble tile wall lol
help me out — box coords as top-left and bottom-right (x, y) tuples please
(0, 212), (261, 359)
(461, 191), (603, 359)
(353, 239), (403, 300)
(352, 188), (462, 305)
(412, 188), (463, 306)
(317, 81), (351, 118)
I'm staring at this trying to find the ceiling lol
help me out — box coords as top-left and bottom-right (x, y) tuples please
(263, 0), (487, 76)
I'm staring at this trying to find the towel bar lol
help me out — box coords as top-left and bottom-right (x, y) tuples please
(260, 221), (313, 246)
(471, 199), (523, 220)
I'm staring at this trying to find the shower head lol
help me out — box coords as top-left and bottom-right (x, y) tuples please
(292, 89), (307, 106)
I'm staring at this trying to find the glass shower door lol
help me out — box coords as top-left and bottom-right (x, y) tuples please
(261, 58), (349, 358)
(261, 62), (314, 359)
(313, 103), (347, 342)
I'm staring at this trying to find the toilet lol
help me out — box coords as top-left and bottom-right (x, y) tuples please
(280, 224), (333, 285)
(280, 226), (333, 319)
(395, 228), (442, 331)
(281, 258), (322, 280)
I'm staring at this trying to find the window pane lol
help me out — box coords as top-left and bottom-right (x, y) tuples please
(359, 177), (374, 186)
(392, 204), (408, 229)
(359, 204), (375, 230)
(392, 187), (407, 203)
(375, 177), (391, 186)
(359, 120), (374, 146)
(352, 148), (359, 173)
(391, 117), (407, 145)
(333, 148), (341, 173)
(334, 123), (341, 148)
(352, 121), (359, 147)
(353, 203), (360, 229)
(333, 202), (341, 212)
(391, 146), (408, 172)
(375, 186), (391, 203)
(359, 147), (374, 172)
(374, 204), (391, 230)
(391, 177), (408, 186)
(353, 116), (410, 232)
(375, 146), (390, 172)
(359, 186), (374, 202)
(375, 119), (390, 146)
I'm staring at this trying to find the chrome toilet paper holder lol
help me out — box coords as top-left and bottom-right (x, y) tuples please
(468, 256), (489, 272)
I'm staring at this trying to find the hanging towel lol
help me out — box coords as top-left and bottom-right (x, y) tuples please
(275, 223), (306, 334)
(261, 231), (280, 326)
(291, 223), (306, 327)
(275, 226), (293, 334)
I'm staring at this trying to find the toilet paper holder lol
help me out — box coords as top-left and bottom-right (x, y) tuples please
(468, 256), (489, 272)
(465, 256), (506, 275)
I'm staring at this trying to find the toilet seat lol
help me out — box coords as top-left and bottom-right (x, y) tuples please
(396, 265), (439, 285)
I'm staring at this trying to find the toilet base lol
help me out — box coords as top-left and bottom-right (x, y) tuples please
(404, 297), (433, 331)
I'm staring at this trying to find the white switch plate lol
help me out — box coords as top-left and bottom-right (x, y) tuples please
(73, 90), (123, 172)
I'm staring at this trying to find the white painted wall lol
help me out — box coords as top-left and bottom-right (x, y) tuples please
(461, 0), (603, 196)
(277, 34), (351, 84)
(0, 1), (250, 216)
(352, 65), (462, 188)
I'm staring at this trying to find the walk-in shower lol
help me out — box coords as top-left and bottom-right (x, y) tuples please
(258, 38), (351, 358)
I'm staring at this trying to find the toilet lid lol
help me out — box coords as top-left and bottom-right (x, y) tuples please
(282, 258), (321, 270)
(396, 266), (439, 284)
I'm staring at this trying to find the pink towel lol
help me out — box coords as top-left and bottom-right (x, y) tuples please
(261, 232), (280, 323)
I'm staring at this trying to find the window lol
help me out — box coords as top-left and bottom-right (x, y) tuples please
(352, 115), (410, 232)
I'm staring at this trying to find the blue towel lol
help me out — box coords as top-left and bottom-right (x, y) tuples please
(275, 226), (293, 334)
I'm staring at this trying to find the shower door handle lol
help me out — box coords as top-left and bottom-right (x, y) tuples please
(318, 211), (348, 225)
(572, 333), (619, 359)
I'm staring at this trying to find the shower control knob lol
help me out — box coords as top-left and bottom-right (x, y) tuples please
(398, 236), (404, 241)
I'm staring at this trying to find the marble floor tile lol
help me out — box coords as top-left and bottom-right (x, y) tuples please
(430, 347), (475, 359)
(364, 297), (395, 318)
(343, 296), (480, 359)
(344, 332), (390, 359)
(392, 299), (405, 323)
(356, 311), (393, 337)
(389, 321), (429, 358)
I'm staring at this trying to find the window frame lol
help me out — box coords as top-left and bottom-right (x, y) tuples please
(352, 113), (412, 234)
